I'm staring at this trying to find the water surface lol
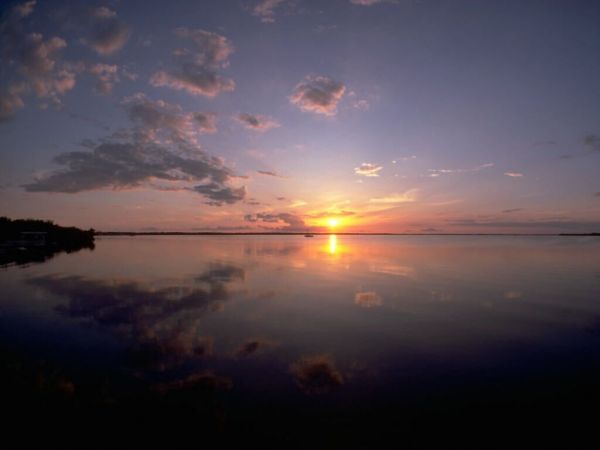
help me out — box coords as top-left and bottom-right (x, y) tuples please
(2, 235), (600, 446)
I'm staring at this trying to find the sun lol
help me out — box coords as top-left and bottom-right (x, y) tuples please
(327, 218), (338, 228)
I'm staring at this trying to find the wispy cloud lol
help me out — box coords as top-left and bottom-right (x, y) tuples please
(369, 189), (418, 204)
(502, 208), (523, 213)
(88, 63), (118, 94)
(354, 162), (382, 177)
(251, 0), (285, 23)
(428, 163), (493, 177)
(392, 155), (416, 164)
(504, 172), (524, 177)
(350, 0), (383, 5)
(290, 75), (345, 116)
(150, 28), (235, 98)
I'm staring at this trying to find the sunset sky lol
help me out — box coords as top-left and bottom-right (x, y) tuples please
(1, 0), (600, 233)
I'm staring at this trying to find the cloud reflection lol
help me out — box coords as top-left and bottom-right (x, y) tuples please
(28, 263), (245, 371)
(290, 354), (344, 395)
(354, 291), (382, 308)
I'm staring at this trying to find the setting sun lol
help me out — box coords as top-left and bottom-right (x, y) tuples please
(327, 218), (339, 228)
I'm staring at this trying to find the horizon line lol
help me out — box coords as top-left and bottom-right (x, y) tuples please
(95, 231), (600, 237)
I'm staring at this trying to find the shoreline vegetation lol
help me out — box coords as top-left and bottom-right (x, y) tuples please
(0, 217), (95, 267)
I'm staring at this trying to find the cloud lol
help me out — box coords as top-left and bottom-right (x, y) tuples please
(150, 28), (235, 98)
(28, 266), (242, 372)
(87, 6), (130, 55)
(192, 183), (247, 206)
(369, 189), (418, 204)
(560, 135), (600, 159)
(257, 170), (283, 177)
(306, 210), (355, 219)
(23, 94), (244, 205)
(584, 135), (600, 152)
(392, 155), (417, 163)
(244, 212), (306, 230)
(504, 172), (523, 177)
(289, 75), (345, 116)
(88, 63), (118, 94)
(354, 291), (382, 308)
(428, 163), (493, 177)
(251, 0), (285, 23)
(0, 2), (76, 119)
(354, 162), (382, 177)
(504, 291), (523, 300)
(595, 192), (600, 197)
(236, 113), (280, 132)
(289, 354), (344, 395)
(502, 208), (523, 213)
(350, 0), (383, 5)
(447, 218), (600, 232)
(234, 338), (277, 358)
(123, 93), (217, 140)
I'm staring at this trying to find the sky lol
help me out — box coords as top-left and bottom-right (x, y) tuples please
(1, 0), (600, 233)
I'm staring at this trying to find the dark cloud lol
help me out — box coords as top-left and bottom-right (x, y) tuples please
(0, 1), (76, 120)
(289, 354), (344, 395)
(595, 192), (600, 197)
(86, 6), (130, 55)
(244, 212), (306, 230)
(153, 371), (232, 394)
(24, 94), (244, 204)
(23, 142), (233, 199)
(257, 170), (282, 177)
(236, 113), (279, 131)
(234, 338), (277, 358)
(290, 75), (345, 116)
(124, 93), (217, 139)
(193, 112), (218, 134)
(502, 208), (523, 213)
(150, 28), (235, 98)
(584, 135), (600, 153)
(192, 182), (247, 206)
(560, 135), (600, 159)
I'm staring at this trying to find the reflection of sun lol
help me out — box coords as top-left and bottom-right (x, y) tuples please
(327, 218), (338, 228)
(328, 234), (337, 254)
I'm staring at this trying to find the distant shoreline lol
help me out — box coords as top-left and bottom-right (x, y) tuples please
(96, 232), (600, 237)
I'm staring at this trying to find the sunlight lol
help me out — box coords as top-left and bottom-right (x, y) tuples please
(327, 218), (338, 228)
(328, 234), (337, 254)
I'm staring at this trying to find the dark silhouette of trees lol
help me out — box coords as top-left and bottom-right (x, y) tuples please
(0, 217), (95, 266)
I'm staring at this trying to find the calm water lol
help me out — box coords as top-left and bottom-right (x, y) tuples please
(2, 235), (600, 446)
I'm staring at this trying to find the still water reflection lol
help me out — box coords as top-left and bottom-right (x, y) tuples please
(2, 235), (600, 446)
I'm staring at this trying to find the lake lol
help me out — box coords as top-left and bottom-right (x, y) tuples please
(2, 235), (600, 447)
